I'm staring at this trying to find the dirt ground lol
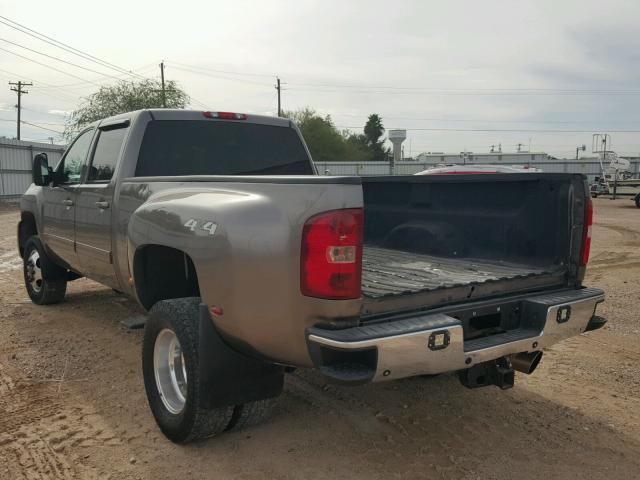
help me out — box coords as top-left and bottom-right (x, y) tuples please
(0, 198), (638, 480)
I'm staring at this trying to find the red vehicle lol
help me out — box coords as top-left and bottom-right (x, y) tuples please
(415, 164), (543, 175)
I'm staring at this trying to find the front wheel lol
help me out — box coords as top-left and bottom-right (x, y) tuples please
(23, 236), (67, 305)
(635, 194), (640, 208)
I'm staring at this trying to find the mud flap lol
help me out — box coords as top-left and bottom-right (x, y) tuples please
(197, 304), (284, 408)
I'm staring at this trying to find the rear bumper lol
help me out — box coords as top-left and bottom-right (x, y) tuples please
(306, 287), (605, 384)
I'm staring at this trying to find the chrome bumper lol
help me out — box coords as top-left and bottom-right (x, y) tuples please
(307, 288), (605, 384)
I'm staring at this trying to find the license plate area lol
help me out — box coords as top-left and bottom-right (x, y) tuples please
(446, 300), (527, 341)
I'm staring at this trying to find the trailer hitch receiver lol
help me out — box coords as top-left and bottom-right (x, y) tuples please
(458, 357), (514, 390)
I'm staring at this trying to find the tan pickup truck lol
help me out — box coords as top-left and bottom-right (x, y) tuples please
(19, 109), (605, 443)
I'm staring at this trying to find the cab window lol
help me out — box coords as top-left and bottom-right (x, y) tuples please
(58, 129), (94, 184)
(87, 127), (128, 183)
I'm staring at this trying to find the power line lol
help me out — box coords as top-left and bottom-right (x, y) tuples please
(286, 81), (640, 94)
(188, 96), (211, 109)
(0, 38), (122, 81)
(0, 118), (63, 129)
(335, 125), (640, 133)
(161, 61), (640, 95)
(329, 112), (640, 125)
(21, 119), (63, 134)
(0, 15), (145, 79)
(0, 46), (98, 85)
(158, 63), (210, 109)
(0, 118), (64, 135)
(39, 62), (159, 89)
(167, 60), (275, 78)
(289, 86), (640, 96)
(168, 62), (640, 96)
(0, 66), (81, 102)
(167, 63), (272, 87)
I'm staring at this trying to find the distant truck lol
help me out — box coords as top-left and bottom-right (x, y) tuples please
(590, 182), (610, 198)
(19, 109), (605, 443)
(590, 177), (640, 206)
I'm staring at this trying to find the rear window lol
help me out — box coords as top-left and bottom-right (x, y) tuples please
(135, 120), (313, 177)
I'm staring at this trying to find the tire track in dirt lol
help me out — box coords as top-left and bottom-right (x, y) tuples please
(588, 251), (631, 266)
(0, 363), (74, 480)
(0, 361), (124, 480)
(598, 223), (640, 245)
(587, 260), (640, 273)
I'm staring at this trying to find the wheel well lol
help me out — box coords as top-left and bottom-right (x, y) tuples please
(18, 212), (38, 258)
(133, 245), (200, 311)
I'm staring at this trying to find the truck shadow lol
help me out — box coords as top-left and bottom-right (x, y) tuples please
(266, 369), (640, 479)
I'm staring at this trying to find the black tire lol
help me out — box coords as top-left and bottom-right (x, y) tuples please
(23, 236), (67, 305)
(142, 297), (234, 443)
(226, 398), (276, 432)
(635, 195), (640, 208)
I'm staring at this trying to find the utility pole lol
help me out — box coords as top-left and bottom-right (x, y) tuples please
(9, 81), (32, 140)
(159, 61), (166, 108)
(275, 77), (281, 117)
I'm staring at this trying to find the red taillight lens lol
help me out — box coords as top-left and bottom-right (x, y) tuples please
(580, 196), (593, 266)
(301, 208), (363, 299)
(202, 111), (247, 120)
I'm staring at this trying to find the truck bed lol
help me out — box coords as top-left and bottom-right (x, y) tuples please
(362, 246), (559, 299)
(358, 175), (583, 308)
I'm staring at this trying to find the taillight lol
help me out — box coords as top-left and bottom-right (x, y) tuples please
(202, 111), (247, 120)
(580, 196), (593, 266)
(300, 208), (363, 299)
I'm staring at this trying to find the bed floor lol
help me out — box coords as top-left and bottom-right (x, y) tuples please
(362, 246), (559, 299)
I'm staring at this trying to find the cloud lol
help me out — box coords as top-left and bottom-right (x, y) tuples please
(2, 0), (639, 156)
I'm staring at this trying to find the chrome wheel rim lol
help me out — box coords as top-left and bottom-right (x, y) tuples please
(26, 250), (43, 293)
(153, 329), (188, 414)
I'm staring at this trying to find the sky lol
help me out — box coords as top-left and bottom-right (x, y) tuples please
(1, 0), (640, 158)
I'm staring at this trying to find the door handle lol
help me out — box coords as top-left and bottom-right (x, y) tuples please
(63, 199), (74, 206)
(95, 201), (110, 209)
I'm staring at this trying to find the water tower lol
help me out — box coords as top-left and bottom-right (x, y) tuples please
(388, 129), (406, 174)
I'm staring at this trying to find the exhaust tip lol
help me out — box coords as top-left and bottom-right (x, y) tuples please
(512, 351), (543, 375)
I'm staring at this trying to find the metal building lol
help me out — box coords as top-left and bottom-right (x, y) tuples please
(316, 152), (640, 181)
(414, 151), (550, 164)
(0, 138), (65, 200)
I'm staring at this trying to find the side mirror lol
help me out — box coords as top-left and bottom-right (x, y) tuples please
(32, 153), (51, 186)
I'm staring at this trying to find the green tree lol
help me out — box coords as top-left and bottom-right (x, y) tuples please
(364, 114), (384, 145)
(65, 79), (189, 137)
(363, 114), (389, 162)
(284, 108), (373, 162)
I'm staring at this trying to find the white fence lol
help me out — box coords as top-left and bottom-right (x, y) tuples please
(315, 159), (640, 181)
(3, 141), (639, 199)
(0, 139), (65, 199)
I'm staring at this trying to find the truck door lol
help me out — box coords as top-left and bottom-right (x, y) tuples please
(74, 122), (129, 287)
(41, 128), (95, 271)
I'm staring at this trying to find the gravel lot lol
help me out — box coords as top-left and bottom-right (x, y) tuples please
(0, 198), (638, 480)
